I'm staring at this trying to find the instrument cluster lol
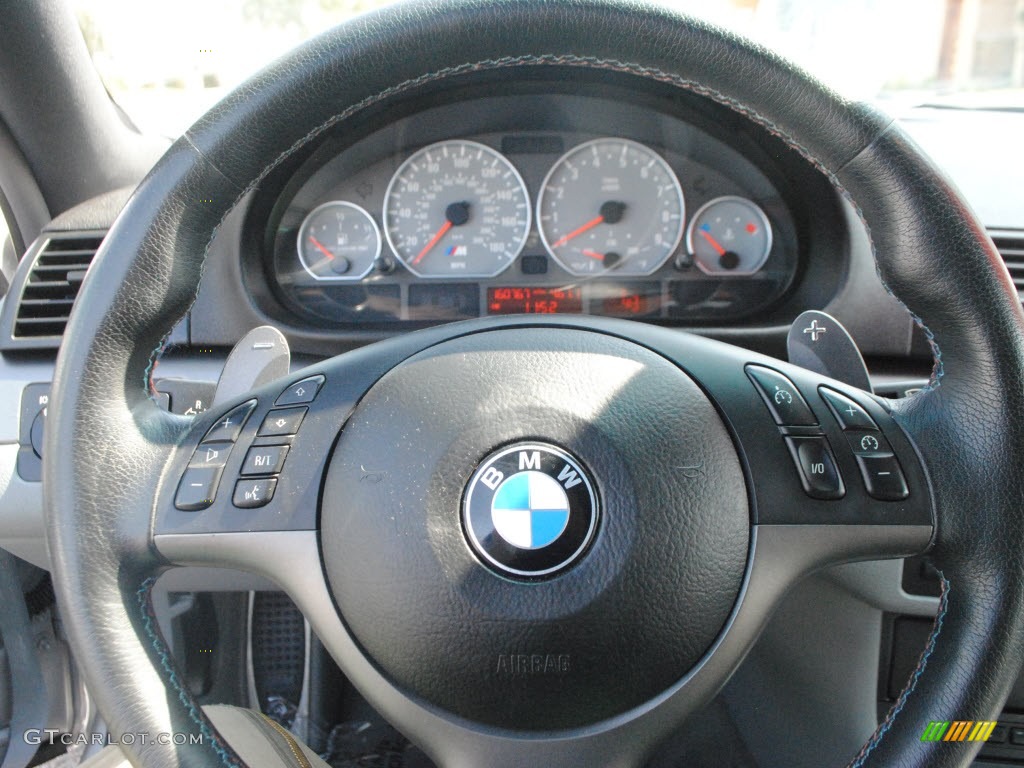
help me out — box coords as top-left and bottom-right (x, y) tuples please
(266, 93), (801, 327)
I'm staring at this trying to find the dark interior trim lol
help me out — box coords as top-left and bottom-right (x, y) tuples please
(0, 0), (165, 217)
(0, 118), (50, 259)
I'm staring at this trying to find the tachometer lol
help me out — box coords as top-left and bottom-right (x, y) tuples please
(537, 138), (685, 276)
(384, 140), (530, 278)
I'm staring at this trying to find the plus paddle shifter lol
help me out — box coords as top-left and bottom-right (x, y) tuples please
(787, 310), (873, 393)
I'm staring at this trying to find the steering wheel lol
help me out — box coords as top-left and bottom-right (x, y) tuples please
(44, 2), (1024, 766)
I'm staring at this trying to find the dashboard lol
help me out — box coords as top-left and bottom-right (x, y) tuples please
(253, 83), (840, 333)
(8, 47), (1023, 768)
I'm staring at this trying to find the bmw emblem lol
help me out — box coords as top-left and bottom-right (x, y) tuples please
(463, 443), (599, 578)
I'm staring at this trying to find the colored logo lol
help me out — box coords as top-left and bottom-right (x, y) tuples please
(490, 471), (570, 549)
(463, 443), (598, 578)
(921, 720), (999, 742)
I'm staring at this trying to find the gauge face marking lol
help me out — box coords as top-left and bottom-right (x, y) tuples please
(296, 201), (382, 281)
(686, 196), (773, 275)
(537, 138), (685, 276)
(384, 140), (531, 278)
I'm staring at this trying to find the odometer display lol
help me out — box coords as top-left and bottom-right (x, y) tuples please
(384, 140), (530, 278)
(487, 286), (583, 315)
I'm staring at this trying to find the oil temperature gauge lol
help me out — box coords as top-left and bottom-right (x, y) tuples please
(686, 196), (772, 275)
(297, 201), (382, 281)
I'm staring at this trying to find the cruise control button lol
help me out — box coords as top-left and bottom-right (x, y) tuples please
(241, 445), (289, 476)
(819, 387), (879, 431)
(188, 441), (232, 469)
(258, 407), (307, 437)
(276, 375), (325, 406)
(845, 429), (893, 456)
(233, 478), (278, 509)
(174, 467), (224, 511)
(856, 454), (909, 501)
(785, 437), (845, 500)
(746, 365), (817, 426)
(203, 400), (257, 443)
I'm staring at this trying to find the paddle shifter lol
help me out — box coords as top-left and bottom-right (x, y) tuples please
(787, 310), (873, 393)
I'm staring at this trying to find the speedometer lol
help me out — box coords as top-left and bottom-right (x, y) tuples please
(537, 138), (685, 276)
(384, 140), (530, 278)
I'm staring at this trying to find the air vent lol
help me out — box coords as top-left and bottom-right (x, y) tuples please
(992, 230), (1024, 302)
(12, 234), (102, 341)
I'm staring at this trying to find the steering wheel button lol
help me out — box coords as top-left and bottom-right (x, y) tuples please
(819, 387), (879, 431)
(241, 445), (289, 476)
(845, 430), (893, 456)
(258, 407), (307, 437)
(232, 478), (278, 509)
(746, 365), (817, 426)
(202, 400), (257, 443)
(174, 467), (223, 511)
(275, 375), (325, 406)
(856, 454), (909, 501)
(784, 436), (844, 500)
(188, 441), (232, 469)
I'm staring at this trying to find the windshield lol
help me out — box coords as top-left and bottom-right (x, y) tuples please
(73, 0), (1024, 137)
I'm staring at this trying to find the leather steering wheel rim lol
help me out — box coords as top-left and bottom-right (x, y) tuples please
(44, 1), (1024, 767)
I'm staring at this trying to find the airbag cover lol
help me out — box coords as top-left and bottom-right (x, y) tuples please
(321, 328), (749, 729)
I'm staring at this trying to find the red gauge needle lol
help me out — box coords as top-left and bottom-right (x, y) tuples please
(698, 228), (727, 257)
(412, 220), (453, 265)
(582, 249), (622, 269)
(308, 235), (335, 260)
(551, 215), (604, 249)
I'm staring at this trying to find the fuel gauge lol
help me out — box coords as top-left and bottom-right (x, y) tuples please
(297, 201), (382, 281)
(686, 196), (772, 275)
